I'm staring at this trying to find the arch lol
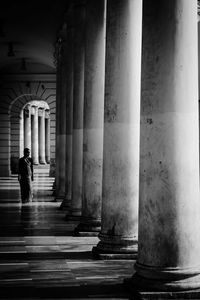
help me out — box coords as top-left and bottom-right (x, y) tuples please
(0, 75), (56, 176)
(10, 93), (56, 175)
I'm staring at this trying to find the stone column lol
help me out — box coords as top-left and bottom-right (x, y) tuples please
(57, 24), (68, 203)
(66, 0), (85, 219)
(75, 0), (106, 234)
(38, 108), (46, 164)
(45, 110), (50, 164)
(61, 24), (74, 211)
(60, 20), (74, 210)
(31, 106), (39, 165)
(24, 104), (31, 150)
(131, 0), (200, 292)
(94, 0), (142, 258)
(55, 33), (64, 200)
(19, 110), (24, 158)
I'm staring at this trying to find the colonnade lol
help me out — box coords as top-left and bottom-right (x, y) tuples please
(23, 103), (50, 165)
(55, 0), (200, 294)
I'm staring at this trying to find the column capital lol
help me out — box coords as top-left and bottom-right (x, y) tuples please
(38, 107), (45, 117)
(30, 106), (35, 115)
(45, 109), (50, 119)
(198, 1), (200, 20)
(24, 105), (30, 117)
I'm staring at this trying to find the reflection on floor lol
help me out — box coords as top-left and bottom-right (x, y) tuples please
(0, 174), (135, 299)
(0, 165), (55, 202)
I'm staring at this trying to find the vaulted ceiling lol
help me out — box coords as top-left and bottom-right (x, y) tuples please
(0, 0), (69, 74)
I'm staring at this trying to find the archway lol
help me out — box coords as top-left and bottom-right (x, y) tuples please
(20, 100), (50, 165)
(9, 92), (56, 176)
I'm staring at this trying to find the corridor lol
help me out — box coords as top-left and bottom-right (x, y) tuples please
(0, 173), (134, 300)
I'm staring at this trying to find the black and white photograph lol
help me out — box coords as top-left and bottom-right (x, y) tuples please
(0, 1), (199, 299)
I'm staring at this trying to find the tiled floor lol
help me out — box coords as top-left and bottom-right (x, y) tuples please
(0, 175), (135, 299)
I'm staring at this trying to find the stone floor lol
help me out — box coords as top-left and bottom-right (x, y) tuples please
(0, 173), (135, 300)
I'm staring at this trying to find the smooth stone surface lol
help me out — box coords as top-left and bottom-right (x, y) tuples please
(0, 181), (134, 299)
(134, 0), (200, 292)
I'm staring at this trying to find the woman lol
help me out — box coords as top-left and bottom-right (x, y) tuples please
(18, 148), (34, 203)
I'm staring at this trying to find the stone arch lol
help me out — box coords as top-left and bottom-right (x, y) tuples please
(0, 75), (56, 176)
(9, 93), (56, 175)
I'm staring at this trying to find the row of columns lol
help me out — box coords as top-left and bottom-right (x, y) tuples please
(56, 0), (200, 293)
(23, 104), (50, 164)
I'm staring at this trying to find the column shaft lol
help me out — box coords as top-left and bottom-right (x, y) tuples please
(69, 1), (85, 218)
(61, 26), (74, 210)
(24, 105), (31, 150)
(58, 25), (68, 201)
(32, 106), (39, 165)
(133, 0), (200, 291)
(45, 113), (50, 164)
(39, 109), (46, 164)
(55, 35), (63, 200)
(75, 0), (106, 234)
(95, 0), (142, 256)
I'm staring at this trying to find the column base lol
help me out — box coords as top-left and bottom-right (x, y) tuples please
(65, 208), (82, 221)
(74, 218), (101, 236)
(124, 278), (200, 299)
(45, 157), (50, 164)
(54, 193), (65, 202)
(60, 199), (71, 211)
(92, 233), (138, 259)
(33, 162), (39, 165)
(65, 215), (82, 221)
(54, 197), (63, 202)
(129, 262), (200, 292)
(92, 246), (137, 260)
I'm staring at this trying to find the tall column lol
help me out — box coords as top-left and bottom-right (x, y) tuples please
(94, 0), (142, 258)
(45, 110), (50, 164)
(24, 104), (31, 150)
(19, 110), (24, 158)
(62, 24), (74, 209)
(60, 21), (74, 210)
(55, 24), (68, 201)
(132, 0), (200, 292)
(38, 108), (46, 164)
(55, 32), (64, 200)
(75, 0), (106, 234)
(66, 0), (85, 219)
(31, 106), (39, 165)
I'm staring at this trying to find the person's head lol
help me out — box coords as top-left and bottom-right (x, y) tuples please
(24, 148), (30, 157)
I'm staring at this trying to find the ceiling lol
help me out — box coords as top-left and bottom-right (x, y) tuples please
(0, 0), (69, 74)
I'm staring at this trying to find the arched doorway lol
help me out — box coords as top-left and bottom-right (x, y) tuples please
(20, 100), (50, 165)
(9, 90), (56, 176)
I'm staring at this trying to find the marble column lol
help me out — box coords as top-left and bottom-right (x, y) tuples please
(61, 24), (74, 211)
(57, 24), (67, 201)
(19, 110), (24, 158)
(66, 0), (85, 219)
(75, 0), (106, 234)
(38, 108), (46, 164)
(31, 106), (39, 165)
(60, 21), (74, 210)
(55, 33), (63, 200)
(131, 0), (200, 292)
(94, 0), (142, 257)
(24, 105), (31, 150)
(45, 110), (50, 164)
